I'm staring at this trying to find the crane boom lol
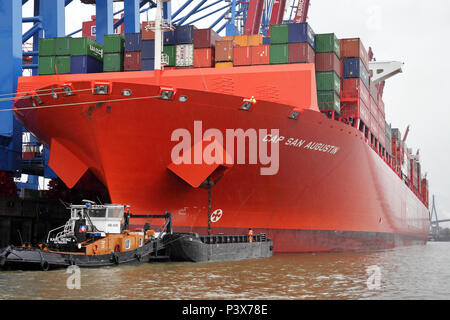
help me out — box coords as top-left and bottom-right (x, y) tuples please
(403, 125), (410, 143)
(269, 0), (287, 25)
(293, 0), (310, 23)
(243, 0), (265, 34)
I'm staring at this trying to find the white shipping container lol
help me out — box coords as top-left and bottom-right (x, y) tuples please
(176, 44), (194, 67)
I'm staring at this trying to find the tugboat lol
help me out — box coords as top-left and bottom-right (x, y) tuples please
(0, 201), (172, 270)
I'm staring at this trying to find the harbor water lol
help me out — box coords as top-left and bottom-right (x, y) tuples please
(1, 241), (449, 300)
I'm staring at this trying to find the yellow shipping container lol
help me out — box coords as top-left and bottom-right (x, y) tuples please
(223, 36), (235, 41)
(215, 62), (233, 68)
(247, 34), (263, 46)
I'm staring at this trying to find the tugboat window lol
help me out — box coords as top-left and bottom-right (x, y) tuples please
(89, 208), (107, 218)
(125, 239), (131, 249)
(108, 207), (123, 218)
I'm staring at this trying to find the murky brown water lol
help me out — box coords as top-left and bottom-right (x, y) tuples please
(1, 241), (449, 300)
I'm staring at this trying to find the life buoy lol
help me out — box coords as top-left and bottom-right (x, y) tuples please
(92, 245), (98, 255)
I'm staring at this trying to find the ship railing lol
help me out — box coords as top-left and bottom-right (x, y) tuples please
(48, 220), (74, 244)
(200, 233), (268, 244)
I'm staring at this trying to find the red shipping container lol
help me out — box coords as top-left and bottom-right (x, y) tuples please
(371, 113), (379, 139)
(124, 51), (141, 71)
(288, 43), (315, 64)
(315, 52), (340, 77)
(141, 21), (155, 40)
(341, 78), (370, 107)
(369, 96), (378, 115)
(141, 21), (171, 40)
(369, 81), (379, 103)
(194, 28), (223, 49)
(251, 45), (270, 65)
(194, 48), (215, 68)
(340, 99), (369, 126)
(341, 38), (369, 70)
(378, 98), (385, 116)
(233, 46), (252, 66)
(215, 40), (236, 62)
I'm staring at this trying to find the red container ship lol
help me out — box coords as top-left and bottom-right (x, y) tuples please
(13, 22), (430, 253)
(13, 63), (430, 253)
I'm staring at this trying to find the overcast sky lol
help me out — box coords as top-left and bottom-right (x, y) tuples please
(22, 0), (450, 220)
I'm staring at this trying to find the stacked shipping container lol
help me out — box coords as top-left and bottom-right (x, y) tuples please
(269, 23), (315, 65)
(194, 29), (222, 68)
(315, 33), (341, 115)
(339, 38), (371, 134)
(175, 25), (195, 67)
(104, 34), (124, 72)
(38, 37), (104, 75)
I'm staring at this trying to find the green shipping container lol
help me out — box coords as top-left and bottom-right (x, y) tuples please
(103, 53), (123, 72)
(270, 44), (289, 64)
(55, 56), (71, 74)
(104, 34), (125, 53)
(163, 45), (176, 66)
(70, 37), (104, 61)
(38, 38), (55, 56)
(317, 91), (340, 113)
(270, 24), (289, 44)
(315, 33), (340, 59)
(38, 56), (56, 75)
(316, 71), (340, 95)
(55, 37), (71, 56)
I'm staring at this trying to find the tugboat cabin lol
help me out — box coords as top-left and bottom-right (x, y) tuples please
(47, 203), (148, 255)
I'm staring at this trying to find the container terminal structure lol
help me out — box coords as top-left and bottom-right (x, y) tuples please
(4, 0), (430, 252)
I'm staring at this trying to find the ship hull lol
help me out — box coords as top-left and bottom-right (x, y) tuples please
(15, 64), (430, 253)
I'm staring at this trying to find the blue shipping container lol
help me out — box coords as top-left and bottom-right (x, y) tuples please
(262, 37), (270, 45)
(70, 55), (103, 74)
(288, 23), (316, 49)
(343, 57), (370, 90)
(125, 33), (142, 52)
(142, 58), (155, 71)
(164, 30), (176, 45)
(175, 25), (195, 44)
(142, 40), (155, 59)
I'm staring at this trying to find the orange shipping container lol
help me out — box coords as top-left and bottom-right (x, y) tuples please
(233, 46), (251, 66)
(194, 48), (215, 68)
(215, 40), (236, 62)
(233, 35), (248, 46)
(247, 34), (263, 46)
(251, 45), (270, 65)
(215, 62), (233, 68)
(340, 38), (369, 70)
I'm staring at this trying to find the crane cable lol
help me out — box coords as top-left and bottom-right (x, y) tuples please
(2, 94), (163, 113)
(0, 88), (95, 103)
